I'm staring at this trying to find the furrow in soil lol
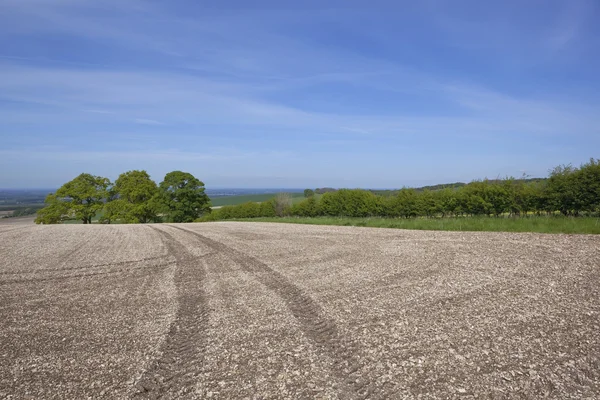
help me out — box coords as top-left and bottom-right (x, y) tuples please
(168, 225), (377, 399)
(0, 255), (170, 275)
(132, 226), (209, 400)
(0, 263), (175, 286)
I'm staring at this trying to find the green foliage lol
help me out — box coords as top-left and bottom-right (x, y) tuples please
(416, 190), (439, 217)
(436, 188), (460, 217)
(157, 171), (211, 223)
(31, 158), (599, 227)
(319, 189), (381, 217)
(541, 160), (600, 216)
(384, 189), (419, 218)
(259, 200), (277, 217)
(108, 170), (159, 223)
(196, 199), (277, 222)
(35, 193), (71, 224)
(573, 158), (600, 214)
(290, 196), (321, 217)
(36, 173), (110, 224)
(200, 158), (600, 225)
(546, 165), (578, 215)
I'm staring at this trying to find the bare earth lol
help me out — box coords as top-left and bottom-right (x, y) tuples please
(1, 221), (599, 399)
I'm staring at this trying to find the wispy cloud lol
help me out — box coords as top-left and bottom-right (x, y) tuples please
(1, 62), (596, 139)
(0, 0), (598, 188)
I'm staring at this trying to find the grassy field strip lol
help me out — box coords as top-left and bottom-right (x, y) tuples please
(228, 216), (600, 234)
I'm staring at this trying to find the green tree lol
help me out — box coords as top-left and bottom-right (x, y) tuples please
(110, 170), (159, 223)
(304, 189), (315, 198)
(545, 165), (578, 215)
(291, 196), (321, 217)
(36, 173), (111, 224)
(157, 171), (211, 222)
(461, 181), (493, 216)
(436, 188), (460, 217)
(386, 189), (419, 218)
(573, 158), (600, 214)
(417, 190), (439, 217)
(485, 182), (510, 217)
(320, 189), (380, 217)
(259, 200), (277, 217)
(35, 193), (70, 224)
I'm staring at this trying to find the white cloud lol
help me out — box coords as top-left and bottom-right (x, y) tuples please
(0, 61), (598, 143)
(0, 0), (598, 188)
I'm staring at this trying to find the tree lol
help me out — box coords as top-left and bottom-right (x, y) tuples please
(573, 158), (600, 214)
(462, 181), (493, 216)
(436, 188), (460, 217)
(546, 165), (578, 215)
(36, 173), (111, 224)
(386, 189), (419, 218)
(485, 182), (510, 217)
(417, 190), (439, 218)
(319, 189), (380, 217)
(35, 193), (70, 224)
(110, 170), (159, 223)
(291, 196), (321, 217)
(304, 189), (315, 198)
(157, 171), (211, 222)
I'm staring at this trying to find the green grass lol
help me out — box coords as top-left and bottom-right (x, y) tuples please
(210, 192), (305, 207)
(225, 216), (600, 234)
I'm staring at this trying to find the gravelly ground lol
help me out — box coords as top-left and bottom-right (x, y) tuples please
(0, 220), (599, 399)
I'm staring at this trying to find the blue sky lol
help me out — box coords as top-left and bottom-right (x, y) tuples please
(0, 0), (599, 188)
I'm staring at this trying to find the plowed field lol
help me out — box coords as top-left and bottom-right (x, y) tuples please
(1, 221), (599, 399)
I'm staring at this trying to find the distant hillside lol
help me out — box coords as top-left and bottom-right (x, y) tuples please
(400, 177), (546, 193)
(322, 178), (549, 197)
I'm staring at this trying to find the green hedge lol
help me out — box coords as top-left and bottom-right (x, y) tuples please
(198, 159), (600, 222)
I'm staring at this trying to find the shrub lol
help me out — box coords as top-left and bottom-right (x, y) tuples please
(291, 196), (321, 217)
(320, 189), (381, 217)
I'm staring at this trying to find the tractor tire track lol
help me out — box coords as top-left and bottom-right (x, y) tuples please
(132, 226), (209, 400)
(168, 225), (378, 399)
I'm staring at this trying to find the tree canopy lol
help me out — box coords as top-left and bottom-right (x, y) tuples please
(106, 170), (159, 223)
(34, 193), (71, 224)
(156, 171), (211, 223)
(36, 173), (110, 224)
(35, 170), (210, 224)
(304, 189), (315, 198)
